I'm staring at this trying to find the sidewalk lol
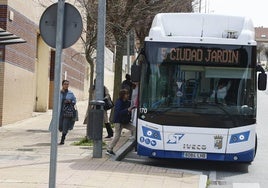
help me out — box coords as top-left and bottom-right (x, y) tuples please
(0, 100), (207, 188)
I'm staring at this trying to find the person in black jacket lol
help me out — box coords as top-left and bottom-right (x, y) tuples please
(106, 89), (136, 155)
(121, 74), (133, 100)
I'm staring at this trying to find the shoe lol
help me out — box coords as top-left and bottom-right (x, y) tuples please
(106, 150), (115, 155)
(59, 134), (66, 145)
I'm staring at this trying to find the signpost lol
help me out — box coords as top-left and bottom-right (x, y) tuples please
(40, 2), (83, 49)
(39, 1), (82, 187)
(93, 0), (106, 158)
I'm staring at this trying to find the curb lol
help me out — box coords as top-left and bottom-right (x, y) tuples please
(199, 175), (208, 188)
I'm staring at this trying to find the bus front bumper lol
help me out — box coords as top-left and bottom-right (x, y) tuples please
(137, 144), (255, 162)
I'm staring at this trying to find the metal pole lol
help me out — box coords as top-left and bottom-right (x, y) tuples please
(49, 0), (65, 187)
(127, 32), (130, 73)
(94, 0), (106, 158)
(199, 0), (202, 13)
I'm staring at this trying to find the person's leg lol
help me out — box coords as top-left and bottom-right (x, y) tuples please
(107, 123), (122, 152)
(105, 123), (113, 138)
(59, 133), (66, 145)
(58, 116), (63, 132)
(59, 118), (69, 145)
(104, 111), (113, 138)
(122, 123), (136, 136)
(69, 119), (75, 131)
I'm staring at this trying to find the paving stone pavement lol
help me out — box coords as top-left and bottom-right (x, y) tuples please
(0, 100), (206, 188)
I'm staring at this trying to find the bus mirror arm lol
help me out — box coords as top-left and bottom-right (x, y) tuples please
(256, 64), (265, 74)
(131, 64), (141, 82)
(257, 65), (267, 91)
(131, 48), (145, 82)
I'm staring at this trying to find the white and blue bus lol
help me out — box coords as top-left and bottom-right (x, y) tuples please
(133, 13), (267, 162)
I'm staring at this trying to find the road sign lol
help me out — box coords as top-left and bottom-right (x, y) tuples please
(39, 3), (83, 49)
(39, 1), (82, 187)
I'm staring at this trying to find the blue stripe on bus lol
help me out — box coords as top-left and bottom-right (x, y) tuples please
(137, 144), (255, 162)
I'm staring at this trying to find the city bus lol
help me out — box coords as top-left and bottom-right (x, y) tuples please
(132, 13), (267, 162)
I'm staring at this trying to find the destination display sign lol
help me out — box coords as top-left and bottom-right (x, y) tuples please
(154, 45), (251, 66)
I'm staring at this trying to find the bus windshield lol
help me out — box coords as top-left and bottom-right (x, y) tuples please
(139, 42), (257, 128)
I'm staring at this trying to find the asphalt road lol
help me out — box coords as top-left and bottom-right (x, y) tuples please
(122, 90), (268, 188)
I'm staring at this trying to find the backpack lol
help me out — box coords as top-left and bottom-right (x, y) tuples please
(103, 86), (114, 110)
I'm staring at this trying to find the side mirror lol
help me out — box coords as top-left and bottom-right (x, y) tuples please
(131, 63), (141, 82)
(258, 72), (267, 91)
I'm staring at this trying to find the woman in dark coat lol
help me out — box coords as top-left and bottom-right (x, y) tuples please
(59, 80), (76, 145)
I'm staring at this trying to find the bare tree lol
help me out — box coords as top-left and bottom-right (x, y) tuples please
(35, 0), (194, 123)
(135, 0), (193, 49)
(106, 0), (194, 117)
(76, 0), (98, 101)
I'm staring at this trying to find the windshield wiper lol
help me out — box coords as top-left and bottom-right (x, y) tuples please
(148, 104), (206, 118)
(212, 104), (239, 126)
(148, 107), (176, 118)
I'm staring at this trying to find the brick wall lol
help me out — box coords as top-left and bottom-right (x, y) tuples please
(0, 4), (7, 30)
(1, 7), (37, 125)
(0, 0), (7, 5)
(0, 4), (7, 126)
(48, 48), (87, 105)
(0, 4), (87, 126)
(2, 63), (34, 125)
(0, 63), (4, 125)
(62, 48), (86, 91)
(5, 7), (37, 72)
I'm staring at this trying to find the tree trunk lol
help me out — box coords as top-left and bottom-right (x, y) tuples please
(110, 35), (125, 122)
(83, 54), (95, 124)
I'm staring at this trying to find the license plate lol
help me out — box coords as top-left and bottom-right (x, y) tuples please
(183, 152), (207, 159)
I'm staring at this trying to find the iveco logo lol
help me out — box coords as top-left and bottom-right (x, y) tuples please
(183, 144), (207, 150)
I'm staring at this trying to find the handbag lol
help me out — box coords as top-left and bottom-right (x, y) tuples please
(73, 109), (79, 121)
(63, 103), (75, 118)
(103, 96), (114, 110)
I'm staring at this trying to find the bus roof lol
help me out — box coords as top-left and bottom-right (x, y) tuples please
(146, 13), (256, 45)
